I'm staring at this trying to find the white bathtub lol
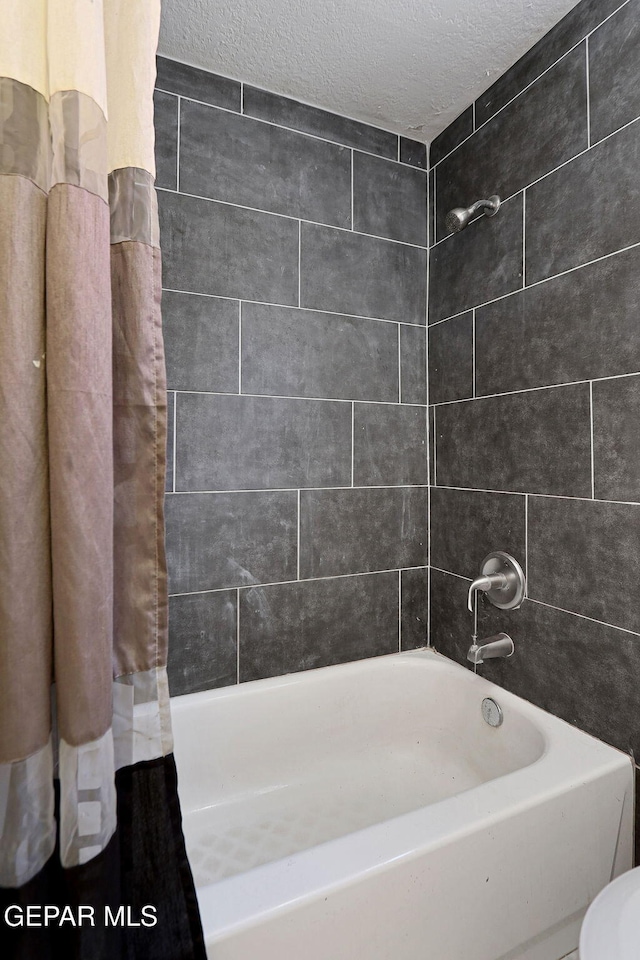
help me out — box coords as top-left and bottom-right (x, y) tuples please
(171, 649), (634, 960)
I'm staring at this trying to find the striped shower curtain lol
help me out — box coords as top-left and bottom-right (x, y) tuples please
(0, 2), (204, 956)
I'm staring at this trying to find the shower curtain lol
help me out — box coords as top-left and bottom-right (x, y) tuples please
(0, 2), (205, 957)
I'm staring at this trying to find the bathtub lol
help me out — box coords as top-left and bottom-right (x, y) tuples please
(171, 649), (634, 960)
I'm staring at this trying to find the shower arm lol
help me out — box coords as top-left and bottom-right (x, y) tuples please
(467, 198), (499, 218)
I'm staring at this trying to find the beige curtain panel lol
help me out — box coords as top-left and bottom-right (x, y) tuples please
(0, 0), (171, 887)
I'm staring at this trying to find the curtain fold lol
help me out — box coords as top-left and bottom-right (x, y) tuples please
(0, 3), (205, 956)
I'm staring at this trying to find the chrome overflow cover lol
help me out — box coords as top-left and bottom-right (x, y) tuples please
(481, 697), (503, 727)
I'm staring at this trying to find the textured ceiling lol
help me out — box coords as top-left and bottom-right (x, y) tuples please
(158, 0), (581, 142)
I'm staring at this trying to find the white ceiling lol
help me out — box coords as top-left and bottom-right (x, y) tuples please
(158, 0), (581, 143)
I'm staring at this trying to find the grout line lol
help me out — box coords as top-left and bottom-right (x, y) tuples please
(397, 324), (402, 402)
(172, 390), (177, 492)
(298, 220), (302, 306)
(429, 565), (640, 638)
(238, 301), (242, 393)
(429, 237), (640, 326)
(585, 36), (591, 149)
(240, 82), (244, 115)
(398, 569), (402, 652)
(590, 380), (595, 498)
(430, 566), (471, 583)
(169, 565), (431, 598)
(236, 588), (240, 683)
(527, 597), (640, 639)
(173, 387), (429, 406)
(472, 309), (476, 398)
(432, 165), (437, 241)
(351, 402), (355, 486)
(522, 189), (526, 287)
(156, 186), (430, 250)
(431, 369), (640, 407)
(167, 484), (430, 495)
(429, 483), (640, 508)
(429, 0), (632, 171)
(297, 490), (301, 579)
(425, 135), (431, 649)
(161, 288), (427, 329)
(426, 541), (431, 646)
(426, 171), (431, 250)
(397, 137), (401, 163)
(433, 405), (437, 485)
(524, 494), (528, 595)
(176, 96), (181, 192)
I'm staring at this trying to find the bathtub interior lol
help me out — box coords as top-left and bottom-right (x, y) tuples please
(171, 651), (546, 885)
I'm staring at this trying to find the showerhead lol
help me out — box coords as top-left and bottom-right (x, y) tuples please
(445, 195), (501, 234)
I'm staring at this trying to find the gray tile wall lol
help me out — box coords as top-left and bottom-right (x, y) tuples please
(155, 58), (429, 695)
(428, 0), (640, 858)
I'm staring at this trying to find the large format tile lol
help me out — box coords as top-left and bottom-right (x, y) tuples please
(589, 0), (640, 144)
(158, 191), (298, 303)
(428, 313), (473, 404)
(593, 374), (640, 503)
(400, 324), (426, 405)
(180, 101), (351, 226)
(156, 56), (241, 110)
(300, 222), (427, 324)
(526, 120), (640, 283)
(430, 487), (526, 580)
(153, 90), (178, 190)
(400, 137), (427, 170)
(243, 85), (398, 159)
(430, 106), (473, 167)
(436, 45), (587, 240)
(239, 574), (398, 681)
(528, 496), (640, 632)
(474, 0), (622, 125)
(175, 393), (351, 491)
(353, 404), (428, 486)
(241, 303), (398, 402)
(168, 591), (237, 696)
(401, 567), (429, 650)
(430, 568), (640, 758)
(165, 491), (297, 593)
(162, 291), (238, 393)
(299, 487), (428, 578)
(475, 246), (640, 395)
(429, 194), (523, 322)
(436, 384), (592, 497)
(353, 152), (427, 246)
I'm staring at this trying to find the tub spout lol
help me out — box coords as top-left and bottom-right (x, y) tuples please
(467, 633), (514, 666)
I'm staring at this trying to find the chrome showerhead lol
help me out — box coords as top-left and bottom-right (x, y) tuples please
(445, 195), (501, 234)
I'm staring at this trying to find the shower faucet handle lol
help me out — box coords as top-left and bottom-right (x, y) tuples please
(467, 552), (526, 613)
(467, 573), (509, 612)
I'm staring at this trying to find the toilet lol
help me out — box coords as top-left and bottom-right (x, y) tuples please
(580, 867), (640, 959)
